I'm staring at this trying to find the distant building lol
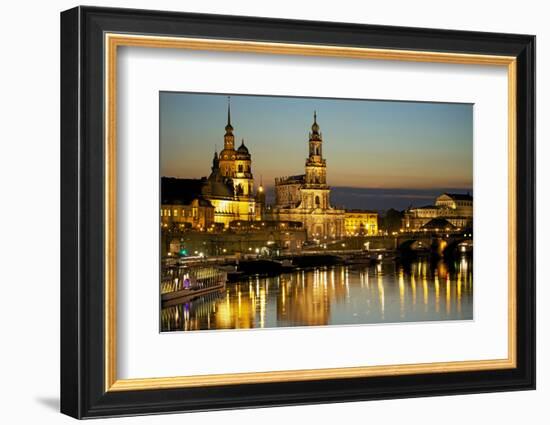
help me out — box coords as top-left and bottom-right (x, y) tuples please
(160, 178), (215, 231)
(344, 210), (379, 236)
(269, 112), (345, 240)
(402, 193), (473, 230)
(435, 193), (473, 217)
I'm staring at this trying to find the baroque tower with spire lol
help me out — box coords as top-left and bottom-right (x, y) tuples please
(201, 97), (259, 227)
(218, 97), (237, 178)
(303, 111), (329, 208)
(271, 112), (345, 239)
(216, 97), (255, 196)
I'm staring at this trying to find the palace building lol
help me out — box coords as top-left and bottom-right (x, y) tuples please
(402, 192), (473, 230)
(269, 112), (345, 240)
(160, 178), (215, 231)
(201, 99), (266, 227)
(161, 98), (265, 230)
(344, 210), (379, 236)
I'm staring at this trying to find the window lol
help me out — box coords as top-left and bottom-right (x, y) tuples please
(238, 164), (243, 172)
(173, 209), (178, 217)
(315, 195), (320, 206)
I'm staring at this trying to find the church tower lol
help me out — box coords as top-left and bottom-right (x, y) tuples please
(272, 111), (345, 240)
(302, 111), (330, 209)
(219, 97), (237, 178)
(233, 139), (254, 196)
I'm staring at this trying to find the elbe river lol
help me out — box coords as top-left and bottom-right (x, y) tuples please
(161, 256), (473, 332)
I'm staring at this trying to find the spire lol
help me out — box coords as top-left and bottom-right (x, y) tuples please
(211, 150), (219, 171)
(311, 110), (321, 137)
(225, 96), (233, 134)
(227, 96), (231, 126)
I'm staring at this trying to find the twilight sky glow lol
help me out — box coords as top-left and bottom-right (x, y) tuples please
(160, 92), (473, 211)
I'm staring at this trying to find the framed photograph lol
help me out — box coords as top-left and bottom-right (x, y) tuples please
(60, 6), (535, 419)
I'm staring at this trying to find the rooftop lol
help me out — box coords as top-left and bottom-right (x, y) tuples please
(441, 193), (473, 201)
(276, 174), (305, 184)
(345, 209), (378, 214)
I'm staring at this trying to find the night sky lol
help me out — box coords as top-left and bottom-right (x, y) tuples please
(160, 92), (473, 211)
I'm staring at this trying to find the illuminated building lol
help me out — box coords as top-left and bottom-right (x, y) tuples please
(270, 112), (345, 240)
(402, 193), (473, 230)
(160, 200), (215, 231)
(160, 178), (215, 231)
(435, 193), (473, 216)
(201, 98), (263, 227)
(344, 210), (379, 236)
(161, 98), (265, 229)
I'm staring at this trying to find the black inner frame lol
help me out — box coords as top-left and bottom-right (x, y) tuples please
(60, 6), (535, 419)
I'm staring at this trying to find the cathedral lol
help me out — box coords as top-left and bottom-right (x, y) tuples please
(269, 112), (345, 240)
(201, 99), (265, 227)
(161, 101), (353, 240)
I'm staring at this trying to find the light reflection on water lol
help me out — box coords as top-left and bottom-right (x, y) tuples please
(161, 256), (473, 332)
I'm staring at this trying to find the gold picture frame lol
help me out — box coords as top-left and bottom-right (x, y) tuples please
(104, 34), (517, 392)
(61, 6), (534, 419)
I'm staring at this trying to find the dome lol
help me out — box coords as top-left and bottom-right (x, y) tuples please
(219, 148), (236, 160)
(237, 139), (249, 154)
(209, 180), (234, 198)
(204, 172), (235, 198)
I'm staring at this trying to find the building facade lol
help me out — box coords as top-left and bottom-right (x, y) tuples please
(402, 193), (473, 230)
(344, 210), (379, 236)
(201, 99), (264, 228)
(161, 99), (265, 229)
(160, 199), (215, 231)
(269, 112), (345, 240)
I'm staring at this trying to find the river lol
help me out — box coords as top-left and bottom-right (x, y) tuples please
(161, 256), (473, 332)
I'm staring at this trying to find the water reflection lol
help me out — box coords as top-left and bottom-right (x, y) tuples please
(161, 256), (473, 332)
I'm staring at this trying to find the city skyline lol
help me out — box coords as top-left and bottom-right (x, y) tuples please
(159, 91), (474, 331)
(160, 92), (473, 210)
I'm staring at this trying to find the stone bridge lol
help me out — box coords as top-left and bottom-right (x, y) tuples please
(316, 230), (473, 257)
(367, 231), (473, 256)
